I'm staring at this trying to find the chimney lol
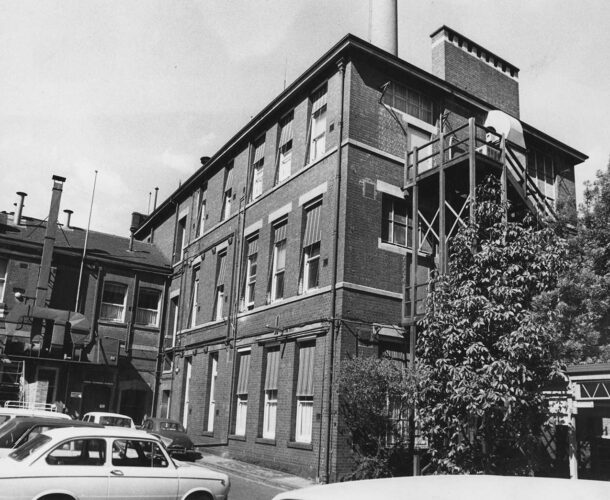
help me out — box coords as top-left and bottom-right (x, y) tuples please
(35, 175), (66, 308)
(430, 26), (520, 117)
(153, 187), (159, 211)
(15, 191), (27, 225)
(370, 0), (398, 56)
(63, 209), (73, 228)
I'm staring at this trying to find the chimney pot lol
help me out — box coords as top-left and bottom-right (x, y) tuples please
(15, 191), (27, 225)
(64, 209), (74, 228)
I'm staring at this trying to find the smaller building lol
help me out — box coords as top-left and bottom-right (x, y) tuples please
(0, 188), (171, 422)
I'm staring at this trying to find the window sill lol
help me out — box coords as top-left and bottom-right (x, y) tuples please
(98, 319), (128, 327)
(287, 441), (313, 451)
(228, 434), (247, 442)
(134, 324), (160, 332)
(201, 431), (214, 437)
(255, 437), (276, 446)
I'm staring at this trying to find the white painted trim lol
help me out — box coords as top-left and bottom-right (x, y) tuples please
(378, 240), (408, 256)
(178, 207), (189, 220)
(191, 255), (202, 266)
(268, 203), (292, 224)
(569, 374), (610, 381)
(215, 240), (229, 253)
(376, 180), (403, 198)
(169, 289), (180, 299)
(336, 281), (402, 300)
(244, 219), (263, 237)
(299, 182), (328, 206)
(236, 286), (332, 319)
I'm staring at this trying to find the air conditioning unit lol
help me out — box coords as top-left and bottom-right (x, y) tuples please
(476, 144), (502, 162)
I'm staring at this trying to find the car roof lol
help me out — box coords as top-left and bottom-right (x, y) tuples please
(84, 412), (133, 419)
(0, 408), (71, 420)
(273, 475), (610, 500)
(42, 426), (157, 440)
(8, 416), (94, 426)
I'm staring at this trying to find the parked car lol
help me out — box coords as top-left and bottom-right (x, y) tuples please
(0, 401), (71, 425)
(140, 417), (201, 461)
(82, 411), (135, 428)
(0, 426), (230, 500)
(272, 475), (610, 500)
(0, 416), (101, 457)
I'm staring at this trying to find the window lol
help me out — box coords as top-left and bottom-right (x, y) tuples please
(234, 350), (251, 436)
(262, 347), (280, 439)
(189, 266), (200, 328)
(0, 258), (6, 304)
(182, 356), (192, 429)
(175, 216), (187, 262)
(301, 201), (322, 292)
(382, 82), (433, 124)
(243, 236), (258, 310)
(276, 112), (293, 183)
(309, 84), (327, 162)
(45, 438), (106, 466)
(100, 282), (127, 322)
(136, 288), (161, 327)
(527, 149), (556, 204)
(112, 439), (168, 468)
(214, 252), (227, 321)
(196, 184), (207, 237)
(250, 137), (265, 200)
(221, 164), (234, 221)
(381, 195), (409, 246)
(270, 221), (287, 302)
(167, 295), (180, 348)
(295, 343), (315, 443)
(207, 353), (218, 432)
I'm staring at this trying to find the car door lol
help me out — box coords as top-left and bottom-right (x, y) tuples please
(107, 438), (179, 500)
(29, 437), (109, 500)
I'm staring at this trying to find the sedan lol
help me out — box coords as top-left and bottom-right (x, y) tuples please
(141, 417), (201, 461)
(0, 426), (230, 500)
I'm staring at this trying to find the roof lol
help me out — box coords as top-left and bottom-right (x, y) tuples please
(0, 212), (170, 271)
(135, 33), (587, 237)
(567, 362), (610, 375)
(272, 475), (610, 500)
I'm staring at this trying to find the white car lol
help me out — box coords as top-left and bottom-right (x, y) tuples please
(272, 475), (610, 500)
(82, 411), (136, 428)
(0, 407), (72, 425)
(0, 426), (230, 500)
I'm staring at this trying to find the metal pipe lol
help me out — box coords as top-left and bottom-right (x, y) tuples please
(75, 170), (98, 312)
(15, 192), (27, 225)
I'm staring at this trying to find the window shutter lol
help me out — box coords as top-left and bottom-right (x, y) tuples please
(264, 349), (280, 391)
(274, 222), (287, 243)
(311, 85), (327, 114)
(247, 237), (258, 257)
(252, 140), (265, 164)
(278, 114), (294, 147)
(296, 345), (315, 396)
(302, 202), (322, 248)
(236, 352), (251, 395)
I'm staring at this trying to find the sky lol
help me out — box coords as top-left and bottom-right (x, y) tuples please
(1, 0), (608, 236)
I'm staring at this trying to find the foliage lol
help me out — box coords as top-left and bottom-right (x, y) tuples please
(337, 355), (425, 480)
(541, 160), (610, 364)
(417, 176), (569, 475)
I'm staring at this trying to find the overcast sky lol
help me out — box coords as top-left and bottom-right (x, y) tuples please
(1, 0), (608, 236)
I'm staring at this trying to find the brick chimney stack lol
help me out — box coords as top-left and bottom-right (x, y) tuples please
(431, 26), (520, 117)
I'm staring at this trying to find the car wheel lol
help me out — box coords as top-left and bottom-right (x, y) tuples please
(185, 492), (213, 500)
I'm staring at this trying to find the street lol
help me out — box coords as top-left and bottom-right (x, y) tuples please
(228, 471), (287, 500)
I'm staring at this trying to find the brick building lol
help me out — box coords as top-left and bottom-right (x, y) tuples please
(0, 180), (171, 422)
(134, 27), (586, 481)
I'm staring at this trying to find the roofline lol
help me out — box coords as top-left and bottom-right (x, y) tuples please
(136, 33), (588, 234)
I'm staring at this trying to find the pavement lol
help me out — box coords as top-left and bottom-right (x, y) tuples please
(196, 452), (316, 491)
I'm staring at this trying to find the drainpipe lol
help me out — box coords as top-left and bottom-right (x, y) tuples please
(324, 58), (346, 483)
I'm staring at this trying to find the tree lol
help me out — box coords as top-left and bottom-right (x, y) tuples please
(337, 355), (424, 480)
(417, 176), (569, 475)
(541, 159), (610, 364)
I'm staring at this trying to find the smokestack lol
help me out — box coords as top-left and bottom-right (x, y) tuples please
(370, 0), (398, 56)
(15, 191), (27, 225)
(35, 175), (66, 308)
(63, 209), (73, 229)
(153, 187), (159, 211)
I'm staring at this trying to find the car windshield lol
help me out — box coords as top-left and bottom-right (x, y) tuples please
(0, 415), (10, 425)
(0, 418), (22, 447)
(100, 416), (132, 427)
(8, 434), (51, 461)
(160, 421), (184, 432)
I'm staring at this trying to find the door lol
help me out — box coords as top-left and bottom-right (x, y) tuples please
(82, 384), (111, 415)
(107, 438), (178, 500)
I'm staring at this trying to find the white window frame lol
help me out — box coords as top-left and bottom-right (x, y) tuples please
(234, 394), (248, 436)
(262, 389), (278, 439)
(271, 240), (286, 302)
(245, 253), (257, 309)
(177, 216), (187, 262)
(169, 295), (179, 346)
(222, 190), (232, 221)
(382, 195), (408, 247)
(214, 285), (224, 321)
(0, 258), (7, 306)
(190, 267), (200, 328)
(277, 143), (292, 183)
(197, 198), (206, 237)
(251, 161), (264, 200)
(100, 282), (128, 323)
(309, 107), (326, 163)
(207, 354), (218, 432)
(135, 288), (161, 327)
(302, 242), (320, 292)
(295, 396), (313, 443)
(182, 357), (192, 430)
